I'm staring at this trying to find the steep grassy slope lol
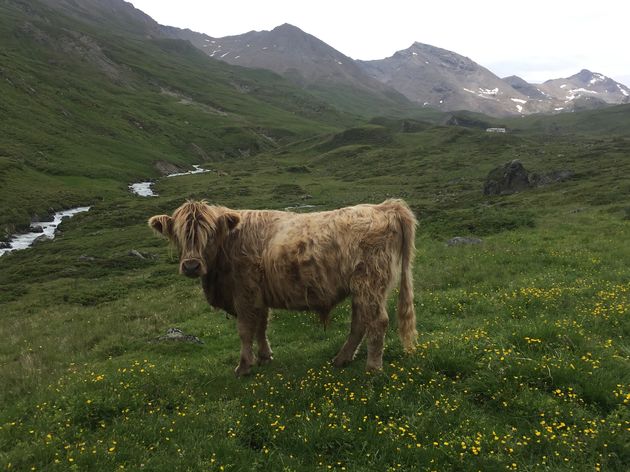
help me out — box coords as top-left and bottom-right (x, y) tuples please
(0, 0), (352, 235)
(506, 103), (630, 136)
(1, 113), (628, 470)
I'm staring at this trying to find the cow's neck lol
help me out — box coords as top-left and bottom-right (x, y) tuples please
(200, 252), (235, 316)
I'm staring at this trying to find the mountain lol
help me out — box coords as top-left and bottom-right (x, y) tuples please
(537, 69), (630, 112)
(502, 75), (549, 100)
(359, 43), (630, 116)
(166, 23), (420, 117)
(358, 42), (538, 116)
(40, 2), (626, 119)
(36, 0), (166, 36)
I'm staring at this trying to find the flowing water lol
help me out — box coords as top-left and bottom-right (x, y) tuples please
(129, 165), (210, 197)
(0, 206), (91, 257)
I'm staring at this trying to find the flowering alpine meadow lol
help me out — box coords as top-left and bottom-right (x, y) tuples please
(1, 205), (628, 471)
(2, 123), (630, 470)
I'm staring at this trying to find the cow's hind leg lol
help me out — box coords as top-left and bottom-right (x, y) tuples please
(350, 261), (392, 372)
(235, 316), (257, 377)
(333, 302), (366, 367)
(364, 302), (389, 371)
(256, 309), (273, 365)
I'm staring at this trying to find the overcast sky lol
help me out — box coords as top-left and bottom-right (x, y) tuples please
(130, 0), (630, 87)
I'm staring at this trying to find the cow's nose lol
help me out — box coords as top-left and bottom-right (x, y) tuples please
(182, 259), (201, 275)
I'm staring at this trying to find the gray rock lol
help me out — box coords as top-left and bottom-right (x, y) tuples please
(78, 254), (95, 262)
(484, 160), (531, 195)
(484, 160), (573, 195)
(128, 249), (146, 259)
(530, 169), (574, 186)
(154, 160), (184, 176)
(32, 234), (47, 245)
(151, 328), (203, 344)
(447, 236), (483, 246)
(0, 241), (10, 249)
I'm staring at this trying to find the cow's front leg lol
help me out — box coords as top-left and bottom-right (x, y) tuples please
(256, 309), (273, 365)
(333, 303), (365, 367)
(235, 316), (256, 377)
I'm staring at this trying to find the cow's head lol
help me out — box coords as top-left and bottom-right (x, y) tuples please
(148, 200), (240, 278)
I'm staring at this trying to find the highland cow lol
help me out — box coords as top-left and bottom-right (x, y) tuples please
(149, 199), (417, 376)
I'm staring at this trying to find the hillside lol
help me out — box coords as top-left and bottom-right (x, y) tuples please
(1, 106), (629, 470)
(166, 23), (421, 117)
(0, 0), (354, 235)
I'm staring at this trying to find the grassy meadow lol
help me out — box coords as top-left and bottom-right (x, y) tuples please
(1, 3), (629, 470)
(1, 119), (629, 471)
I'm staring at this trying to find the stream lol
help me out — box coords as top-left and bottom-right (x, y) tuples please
(1, 165), (210, 257)
(129, 164), (210, 197)
(0, 207), (91, 257)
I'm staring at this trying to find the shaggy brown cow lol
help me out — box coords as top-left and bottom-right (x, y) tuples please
(149, 199), (417, 376)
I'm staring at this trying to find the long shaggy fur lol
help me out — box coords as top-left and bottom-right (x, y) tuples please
(149, 199), (418, 374)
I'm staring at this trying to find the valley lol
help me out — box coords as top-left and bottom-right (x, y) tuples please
(0, 1), (628, 471)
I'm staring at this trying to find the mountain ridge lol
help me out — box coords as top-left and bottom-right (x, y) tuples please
(163, 22), (420, 117)
(163, 19), (629, 117)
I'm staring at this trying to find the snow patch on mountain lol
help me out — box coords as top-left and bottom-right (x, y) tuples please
(589, 73), (606, 85)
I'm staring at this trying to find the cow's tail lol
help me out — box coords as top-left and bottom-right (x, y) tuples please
(393, 200), (418, 351)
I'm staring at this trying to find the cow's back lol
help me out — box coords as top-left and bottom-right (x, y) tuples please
(259, 203), (402, 311)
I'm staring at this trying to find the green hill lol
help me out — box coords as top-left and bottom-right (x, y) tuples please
(0, 0), (356, 234)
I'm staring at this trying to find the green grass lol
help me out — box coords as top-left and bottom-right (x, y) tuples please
(0, 208), (628, 471)
(1, 2), (630, 470)
(2, 116), (629, 470)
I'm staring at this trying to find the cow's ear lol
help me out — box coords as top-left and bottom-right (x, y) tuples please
(223, 212), (240, 232)
(148, 214), (173, 239)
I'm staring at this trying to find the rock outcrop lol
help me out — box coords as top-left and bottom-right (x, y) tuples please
(483, 160), (574, 195)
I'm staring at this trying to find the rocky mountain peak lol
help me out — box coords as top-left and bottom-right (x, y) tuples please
(359, 42), (530, 116)
(539, 69), (629, 108)
(272, 23), (303, 33)
(573, 69), (596, 83)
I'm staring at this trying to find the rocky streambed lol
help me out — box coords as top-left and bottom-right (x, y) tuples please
(0, 206), (91, 257)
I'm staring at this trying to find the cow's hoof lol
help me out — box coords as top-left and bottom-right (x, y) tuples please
(234, 364), (252, 377)
(332, 355), (351, 368)
(258, 356), (273, 366)
(365, 363), (383, 373)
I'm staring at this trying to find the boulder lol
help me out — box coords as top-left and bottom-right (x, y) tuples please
(447, 236), (483, 246)
(154, 160), (184, 176)
(151, 328), (203, 344)
(483, 160), (531, 195)
(484, 160), (574, 195)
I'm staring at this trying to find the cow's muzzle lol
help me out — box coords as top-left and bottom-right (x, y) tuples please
(181, 259), (203, 278)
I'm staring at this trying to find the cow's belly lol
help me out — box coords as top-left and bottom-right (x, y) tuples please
(262, 245), (353, 312)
